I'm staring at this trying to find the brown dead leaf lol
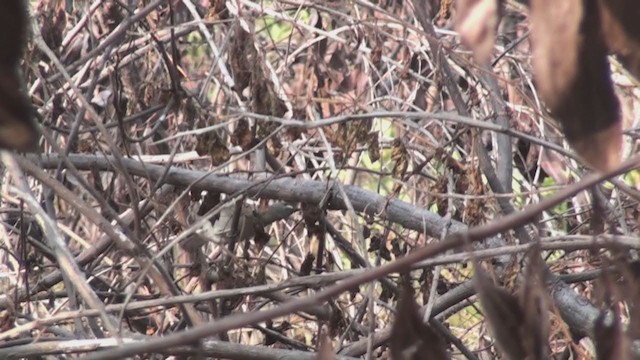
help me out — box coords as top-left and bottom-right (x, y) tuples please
(300, 253), (315, 276)
(316, 334), (335, 360)
(390, 285), (449, 360)
(594, 310), (631, 360)
(598, 0), (640, 81)
(0, 71), (38, 151)
(530, 0), (621, 172)
(36, 0), (66, 51)
(474, 264), (527, 360)
(229, 24), (257, 92)
(198, 191), (221, 216)
(391, 138), (409, 196)
(391, 138), (409, 179)
(367, 131), (380, 163)
(195, 131), (230, 166)
(0, 0), (38, 151)
(231, 118), (254, 150)
(455, 0), (501, 64)
(520, 246), (550, 360)
(208, 0), (229, 20)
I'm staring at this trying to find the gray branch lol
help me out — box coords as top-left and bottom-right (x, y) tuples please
(25, 154), (602, 342)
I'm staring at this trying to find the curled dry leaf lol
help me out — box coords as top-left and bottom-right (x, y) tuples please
(231, 118), (254, 150)
(520, 245), (550, 360)
(229, 24), (256, 92)
(390, 138), (409, 179)
(594, 311), (631, 360)
(530, 0), (621, 172)
(316, 334), (335, 360)
(455, 0), (501, 64)
(367, 131), (380, 163)
(36, 0), (67, 50)
(390, 285), (449, 360)
(0, 0), (38, 151)
(598, 0), (640, 81)
(390, 138), (409, 196)
(626, 264), (640, 342)
(300, 253), (315, 276)
(195, 131), (230, 166)
(474, 265), (526, 360)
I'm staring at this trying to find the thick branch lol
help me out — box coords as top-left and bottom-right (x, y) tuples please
(28, 154), (493, 244)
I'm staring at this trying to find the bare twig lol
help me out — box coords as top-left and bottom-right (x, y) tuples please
(81, 153), (640, 359)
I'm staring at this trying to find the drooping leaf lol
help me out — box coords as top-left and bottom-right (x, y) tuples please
(598, 0), (640, 81)
(455, 0), (502, 64)
(594, 310), (631, 360)
(195, 131), (230, 166)
(0, 0), (38, 151)
(231, 118), (254, 150)
(474, 264), (527, 360)
(390, 285), (449, 360)
(316, 334), (335, 360)
(530, 0), (621, 171)
(300, 253), (315, 276)
(520, 245), (550, 360)
(367, 131), (380, 163)
(36, 0), (67, 51)
(390, 138), (409, 196)
(229, 24), (256, 92)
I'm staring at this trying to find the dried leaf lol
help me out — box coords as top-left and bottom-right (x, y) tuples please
(520, 246), (550, 360)
(229, 24), (256, 92)
(474, 265), (526, 360)
(390, 285), (449, 360)
(231, 118), (254, 150)
(252, 226), (270, 251)
(391, 138), (409, 179)
(0, 72), (37, 151)
(455, 0), (501, 64)
(367, 131), (380, 163)
(197, 192), (221, 216)
(208, 0), (229, 20)
(530, 0), (621, 171)
(316, 334), (335, 360)
(195, 131), (230, 166)
(437, 0), (454, 26)
(37, 0), (67, 50)
(300, 253), (315, 276)
(594, 311), (631, 360)
(598, 0), (640, 81)
(0, 0), (37, 151)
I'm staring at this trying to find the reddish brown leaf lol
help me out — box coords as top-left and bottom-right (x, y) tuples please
(390, 285), (449, 360)
(300, 253), (315, 276)
(594, 311), (631, 360)
(231, 118), (254, 150)
(36, 0), (67, 50)
(195, 131), (230, 166)
(598, 0), (640, 81)
(0, 0), (37, 151)
(455, 0), (501, 64)
(474, 265), (527, 360)
(530, 0), (621, 172)
(367, 131), (380, 163)
(520, 246), (550, 360)
(316, 334), (335, 360)
(391, 138), (409, 179)
(229, 24), (256, 92)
